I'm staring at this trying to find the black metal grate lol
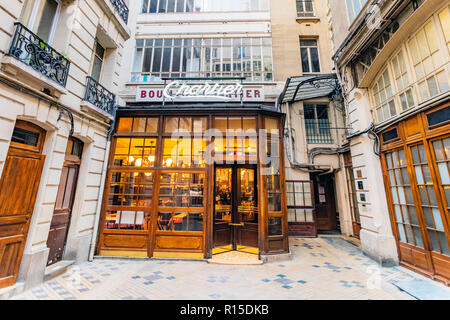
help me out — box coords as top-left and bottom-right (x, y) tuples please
(7, 23), (71, 87)
(111, 0), (129, 24)
(83, 76), (116, 115)
(305, 119), (333, 144)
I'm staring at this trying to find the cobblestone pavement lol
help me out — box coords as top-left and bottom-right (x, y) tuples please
(11, 237), (449, 300)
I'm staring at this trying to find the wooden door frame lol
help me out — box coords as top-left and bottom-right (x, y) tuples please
(212, 164), (259, 252)
(0, 120), (46, 289)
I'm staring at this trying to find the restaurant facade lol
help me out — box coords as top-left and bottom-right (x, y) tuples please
(96, 84), (289, 259)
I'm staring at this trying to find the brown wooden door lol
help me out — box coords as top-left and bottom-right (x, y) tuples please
(46, 164), (79, 265)
(214, 167), (233, 251)
(313, 173), (338, 231)
(0, 121), (45, 289)
(47, 137), (83, 266)
(213, 165), (259, 253)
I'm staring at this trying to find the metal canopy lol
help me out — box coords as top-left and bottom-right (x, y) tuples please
(279, 73), (339, 104)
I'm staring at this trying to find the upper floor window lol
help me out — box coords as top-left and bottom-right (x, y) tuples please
(296, 0), (314, 17)
(408, 19), (449, 102)
(304, 104), (332, 144)
(370, 9), (450, 124)
(300, 39), (320, 73)
(19, 0), (61, 43)
(131, 37), (273, 82)
(91, 40), (106, 83)
(372, 68), (397, 123)
(140, 0), (269, 14)
(345, 0), (368, 23)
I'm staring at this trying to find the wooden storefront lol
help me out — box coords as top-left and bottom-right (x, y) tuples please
(380, 101), (450, 285)
(96, 107), (289, 259)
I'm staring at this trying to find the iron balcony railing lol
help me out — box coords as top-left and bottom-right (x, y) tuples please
(296, 0), (315, 17)
(111, 0), (129, 24)
(7, 22), (70, 87)
(83, 76), (116, 115)
(305, 119), (333, 144)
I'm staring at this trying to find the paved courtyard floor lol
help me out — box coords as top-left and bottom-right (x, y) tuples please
(11, 236), (450, 300)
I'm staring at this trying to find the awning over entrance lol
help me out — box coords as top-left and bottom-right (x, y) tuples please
(279, 73), (339, 104)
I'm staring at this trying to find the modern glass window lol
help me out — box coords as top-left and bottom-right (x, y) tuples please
(408, 20), (449, 102)
(140, 0), (269, 13)
(91, 40), (106, 83)
(345, 0), (368, 23)
(372, 68), (397, 123)
(19, 0), (61, 43)
(296, 0), (314, 17)
(131, 38), (273, 82)
(300, 39), (320, 73)
(304, 104), (332, 144)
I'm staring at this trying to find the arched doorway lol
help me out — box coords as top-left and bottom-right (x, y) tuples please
(46, 137), (83, 266)
(0, 120), (46, 289)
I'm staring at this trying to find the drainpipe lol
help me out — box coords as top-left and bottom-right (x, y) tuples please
(88, 107), (116, 262)
(88, 139), (110, 262)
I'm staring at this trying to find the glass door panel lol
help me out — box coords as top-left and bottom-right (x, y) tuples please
(410, 144), (449, 255)
(430, 138), (450, 256)
(237, 167), (258, 253)
(385, 149), (424, 247)
(213, 168), (233, 252)
(238, 168), (257, 223)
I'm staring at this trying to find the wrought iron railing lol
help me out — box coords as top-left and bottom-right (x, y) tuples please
(83, 76), (116, 115)
(110, 0), (129, 24)
(305, 119), (333, 144)
(7, 23), (70, 87)
(296, 0), (315, 17)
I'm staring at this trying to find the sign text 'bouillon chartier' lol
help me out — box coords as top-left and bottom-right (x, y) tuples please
(137, 80), (264, 102)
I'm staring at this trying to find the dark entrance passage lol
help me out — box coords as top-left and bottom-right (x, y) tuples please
(213, 165), (258, 254)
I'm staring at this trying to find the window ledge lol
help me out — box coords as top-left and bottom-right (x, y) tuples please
(80, 100), (115, 123)
(1, 55), (68, 99)
(296, 16), (320, 23)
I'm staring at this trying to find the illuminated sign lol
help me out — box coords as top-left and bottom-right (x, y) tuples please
(137, 81), (264, 102)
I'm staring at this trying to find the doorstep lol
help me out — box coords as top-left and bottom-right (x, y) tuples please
(0, 281), (25, 300)
(207, 251), (264, 265)
(44, 260), (75, 282)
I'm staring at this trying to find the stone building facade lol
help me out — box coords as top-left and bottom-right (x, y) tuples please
(0, 0), (131, 296)
(329, 0), (450, 284)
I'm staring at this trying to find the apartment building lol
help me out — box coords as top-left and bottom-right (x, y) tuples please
(0, 0), (131, 296)
(272, 0), (349, 238)
(329, 0), (450, 284)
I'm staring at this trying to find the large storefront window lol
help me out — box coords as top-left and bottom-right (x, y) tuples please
(141, 0), (269, 14)
(99, 112), (288, 259)
(131, 38), (273, 82)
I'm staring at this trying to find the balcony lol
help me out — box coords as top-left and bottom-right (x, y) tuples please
(305, 119), (333, 144)
(83, 76), (116, 117)
(6, 22), (70, 88)
(110, 0), (129, 24)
